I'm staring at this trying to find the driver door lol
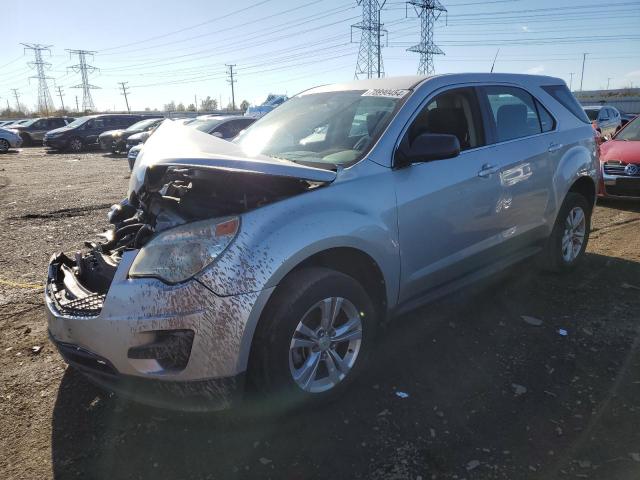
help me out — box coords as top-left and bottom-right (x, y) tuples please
(393, 86), (504, 304)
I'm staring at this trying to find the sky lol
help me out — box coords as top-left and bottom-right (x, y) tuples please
(0, 0), (639, 113)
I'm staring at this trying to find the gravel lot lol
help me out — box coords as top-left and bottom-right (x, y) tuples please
(1, 146), (640, 480)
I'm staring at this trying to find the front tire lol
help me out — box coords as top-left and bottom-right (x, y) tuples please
(542, 192), (591, 271)
(0, 139), (9, 153)
(249, 267), (377, 409)
(68, 137), (83, 153)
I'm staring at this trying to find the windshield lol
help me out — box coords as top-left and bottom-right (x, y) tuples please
(234, 89), (406, 166)
(65, 116), (91, 128)
(20, 119), (38, 127)
(584, 108), (599, 121)
(125, 118), (160, 132)
(615, 116), (640, 141)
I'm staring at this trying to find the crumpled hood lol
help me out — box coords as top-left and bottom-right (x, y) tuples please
(128, 120), (337, 195)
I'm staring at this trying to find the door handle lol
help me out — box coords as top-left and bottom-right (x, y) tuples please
(548, 142), (563, 153)
(477, 163), (499, 178)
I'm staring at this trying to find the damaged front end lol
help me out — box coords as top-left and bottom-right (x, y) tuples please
(47, 121), (336, 316)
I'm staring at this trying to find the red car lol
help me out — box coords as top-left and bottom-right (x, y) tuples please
(599, 114), (640, 199)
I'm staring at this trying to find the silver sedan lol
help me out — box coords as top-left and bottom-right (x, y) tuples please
(0, 128), (23, 153)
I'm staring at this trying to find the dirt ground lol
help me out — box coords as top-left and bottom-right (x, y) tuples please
(1, 146), (639, 480)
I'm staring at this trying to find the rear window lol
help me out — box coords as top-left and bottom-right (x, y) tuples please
(541, 85), (590, 123)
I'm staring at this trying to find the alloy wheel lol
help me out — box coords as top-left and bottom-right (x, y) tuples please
(561, 206), (586, 262)
(69, 138), (82, 152)
(0, 139), (9, 153)
(289, 297), (363, 393)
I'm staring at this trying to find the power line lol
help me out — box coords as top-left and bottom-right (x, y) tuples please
(406, 1), (447, 75)
(353, 1), (388, 79)
(22, 43), (55, 114)
(226, 64), (237, 111)
(118, 81), (131, 112)
(67, 49), (99, 111)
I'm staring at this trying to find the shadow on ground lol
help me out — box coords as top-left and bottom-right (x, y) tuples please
(51, 253), (640, 479)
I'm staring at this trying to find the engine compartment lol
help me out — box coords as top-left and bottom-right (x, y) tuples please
(66, 166), (322, 297)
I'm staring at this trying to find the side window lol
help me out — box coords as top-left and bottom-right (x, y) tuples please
(482, 86), (542, 142)
(541, 85), (590, 123)
(215, 120), (246, 139)
(33, 120), (45, 129)
(93, 118), (105, 129)
(535, 100), (555, 132)
(599, 109), (610, 120)
(405, 87), (484, 151)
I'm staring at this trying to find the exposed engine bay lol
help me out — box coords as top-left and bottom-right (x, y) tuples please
(56, 166), (323, 299)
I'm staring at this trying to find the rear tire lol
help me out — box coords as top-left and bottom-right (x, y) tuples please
(542, 192), (591, 272)
(249, 267), (377, 411)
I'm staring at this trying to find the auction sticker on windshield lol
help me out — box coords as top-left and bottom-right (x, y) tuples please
(362, 88), (409, 98)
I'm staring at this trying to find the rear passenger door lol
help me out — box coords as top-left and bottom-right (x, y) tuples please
(477, 85), (556, 250)
(394, 86), (504, 303)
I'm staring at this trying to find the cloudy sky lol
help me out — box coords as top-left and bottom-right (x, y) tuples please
(1, 0), (638, 112)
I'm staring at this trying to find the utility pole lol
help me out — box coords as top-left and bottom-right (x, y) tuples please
(226, 64), (236, 111)
(568, 72), (574, 91)
(10, 88), (21, 111)
(75, 95), (79, 112)
(606, 77), (612, 90)
(67, 49), (99, 112)
(21, 43), (55, 115)
(352, 1), (387, 79)
(194, 94), (198, 113)
(118, 81), (131, 112)
(406, 0), (447, 75)
(580, 53), (588, 91)
(56, 86), (65, 113)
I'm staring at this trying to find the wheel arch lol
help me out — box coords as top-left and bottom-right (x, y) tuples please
(568, 175), (596, 210)
(242, 246), (388, 379)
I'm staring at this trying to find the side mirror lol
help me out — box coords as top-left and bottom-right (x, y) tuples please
(396, 133), (460, 166)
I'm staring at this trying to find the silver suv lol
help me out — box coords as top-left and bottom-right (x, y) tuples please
(46, 74), (598, 411)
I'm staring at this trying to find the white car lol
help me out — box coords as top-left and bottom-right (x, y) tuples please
(0, 128), (23, 153)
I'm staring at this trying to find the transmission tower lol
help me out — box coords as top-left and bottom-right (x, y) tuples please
(67, 49), (99, 112)
(21, 43), (55, 114)
(352, 1), (387, 79)
(406, 0), (447, 75)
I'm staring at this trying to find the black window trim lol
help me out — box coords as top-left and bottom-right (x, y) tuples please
(393, 81), (560, 167)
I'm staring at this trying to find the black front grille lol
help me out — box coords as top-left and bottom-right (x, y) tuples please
(50, 287), (105, 317)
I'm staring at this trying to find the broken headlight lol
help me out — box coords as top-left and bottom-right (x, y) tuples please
(129, 217), (239, 284)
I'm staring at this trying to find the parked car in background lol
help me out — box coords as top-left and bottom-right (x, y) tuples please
(9, 116), (74, 146)
(44, 114), (154, 152)
(583, 105), (622, 139)
(127, 143), (143, 171)
(189, 115), (256, 139)
(245, 94), (288, 118)
(46, 74), (598, 411)
(0, 120), (22, 127)
(125, 130), (152, 152)
(98, 117), (164, 154)
(599, 114), (640, 198)
(0, 127), (23, 153)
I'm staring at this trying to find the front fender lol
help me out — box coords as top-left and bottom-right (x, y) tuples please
(197, 160), (400, 305)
